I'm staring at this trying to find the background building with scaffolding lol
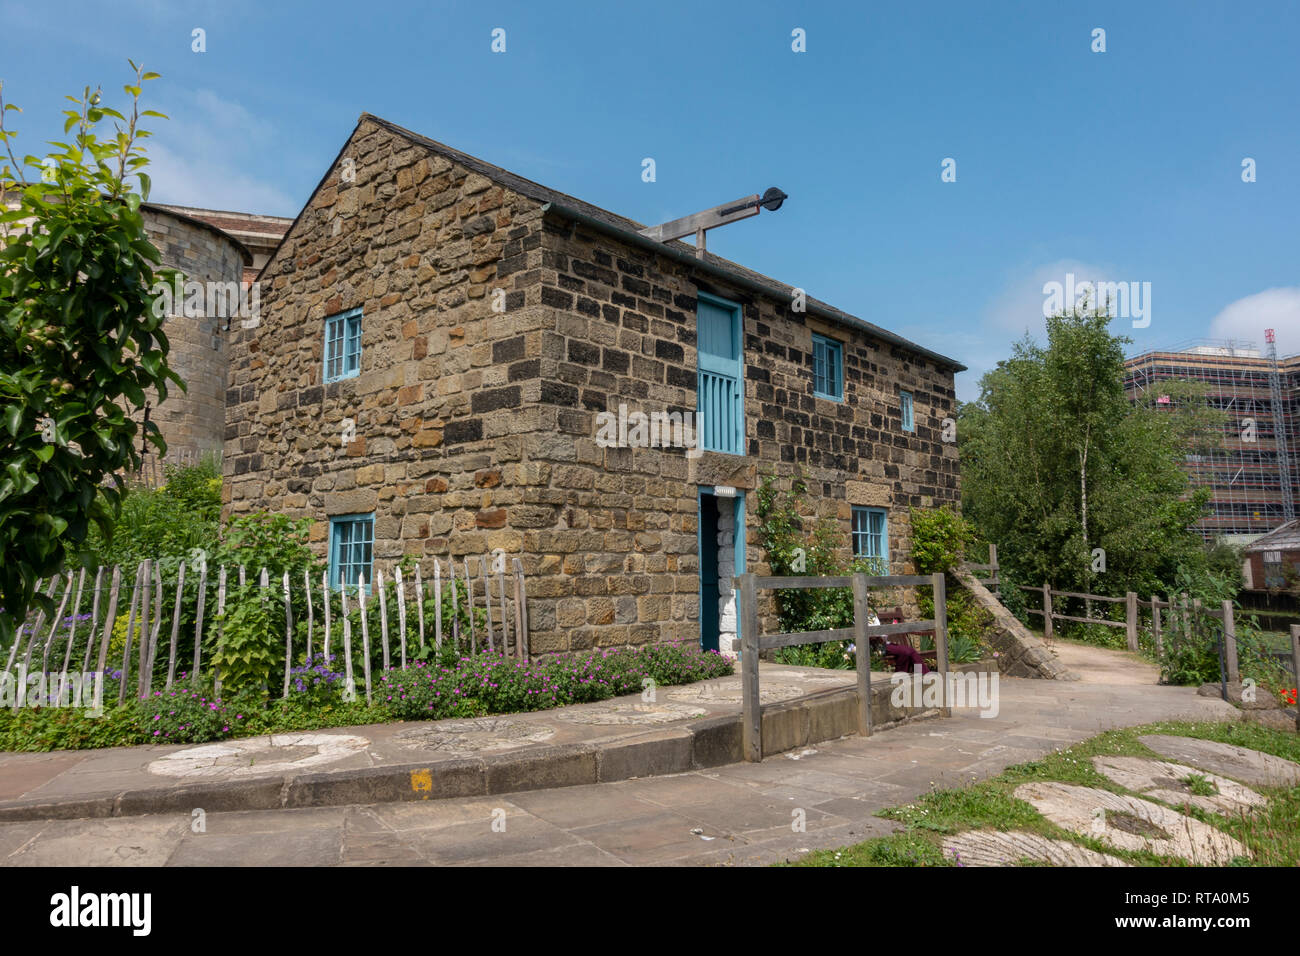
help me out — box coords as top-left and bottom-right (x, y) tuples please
(1123, 335), (1300, 541)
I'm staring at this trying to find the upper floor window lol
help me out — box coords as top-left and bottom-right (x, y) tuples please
(812, 334), (843, 400)
(900, 389), (915, 432)
(329, 513), (374, 590)
(696, 293), (744, 455)
(324, 308), (363, 383)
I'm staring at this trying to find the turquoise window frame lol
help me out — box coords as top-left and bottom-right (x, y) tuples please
(851, 506), (888, 572)
(329, 513), (374, 591)
(812, 333), (843, 401)
(900, 389), (915, 432)
(324, 308), (363, 383)
(696, 291), (745, 455)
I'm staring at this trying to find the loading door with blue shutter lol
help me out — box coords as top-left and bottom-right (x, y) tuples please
(696, 293), (743, 455)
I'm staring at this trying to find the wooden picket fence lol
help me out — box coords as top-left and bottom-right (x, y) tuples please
(1, 555), (530, 711)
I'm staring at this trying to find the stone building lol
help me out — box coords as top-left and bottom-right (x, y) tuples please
(225, 114), (964, 656)
(140, 206), (291, 472)
(3, 190), (292, 474)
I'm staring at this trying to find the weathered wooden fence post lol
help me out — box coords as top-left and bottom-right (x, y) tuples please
(80, 566), (105, 675)
(119, 562), (144, 705)
(134, 561), (154, 699)
(94, 567), (121, 686)
(1222, 600), (1239, 685)
(322, 570), (331, 663)
(1043, 582), (1053, 642)
(852, 572), (872, 737)
(340, 581), (355, 701)
(480, 555), (496, 654)
(933, 572), (951, 717)
(989, 543), (999, 599)
(513, 558), (528, 660)
(434, 559), (444, 651)
(497, 559), (511, 658)
(1125, 591), (1138, 652)
(165, 561), (185, 690)
(464, 558), (476, 655)
(282, 570), (293, 699)
(58, 568), (87, 694)
(414, 563), (426, 653)
(304, 568), (314, 662)
(738, 572), (761, 762)
(214, 566), (227, 698)
(395, 567), (408, 669)
(144, 561), (164, 696)
(376, 568), (391, 671)
(357, 572), (373, 706)
(449, 561), (460, 652)
(1290, 624), (1300, 732)
(1151, 594), (1162, 658)
(191, 562), (207, 683)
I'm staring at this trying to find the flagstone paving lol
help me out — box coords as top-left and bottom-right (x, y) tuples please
(0, 666), (1242, 866)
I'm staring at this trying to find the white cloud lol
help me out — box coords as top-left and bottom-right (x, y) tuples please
(138, 88), (298, 215)
(1207, 287), (1300, 354)
(955, 258), (1122, 402)
(984, 258), (1118, 339)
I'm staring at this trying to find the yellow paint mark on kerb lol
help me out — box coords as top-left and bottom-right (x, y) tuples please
(410, 769), (432, 799)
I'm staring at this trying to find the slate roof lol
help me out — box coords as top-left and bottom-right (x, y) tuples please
(355, 114), (966, 373)
(1243, 520), (1300, 553)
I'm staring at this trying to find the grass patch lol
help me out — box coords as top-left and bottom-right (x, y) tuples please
(790, 719), (1300, 867)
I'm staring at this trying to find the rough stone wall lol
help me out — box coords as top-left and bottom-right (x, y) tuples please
(224, 119), (550, 576)
(954, 567), (1079, 680)
(224, 118), (961, 657)
(141, 208), (247, 466)
(527, 215), (961, 652)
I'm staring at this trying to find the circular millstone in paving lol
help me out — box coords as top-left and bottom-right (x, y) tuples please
(148, 733), (370, 779)
(943, 830), (1130, 867)
(1137, 735), (1300, 789)
(394, 717), (554, 756)
(556, 701), (707, 725)
(668, 680), (804, 705)
(1013, 781), (1249, 865)
(766, 670), (856, 685)
(1091, 756), (1266, 816)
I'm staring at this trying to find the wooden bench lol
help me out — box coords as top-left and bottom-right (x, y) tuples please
(875, 606), (937, 667)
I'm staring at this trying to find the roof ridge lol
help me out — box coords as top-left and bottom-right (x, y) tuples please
(349, 113), (965, 372)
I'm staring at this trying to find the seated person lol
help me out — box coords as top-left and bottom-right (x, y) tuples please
(868, 632), (932, 675)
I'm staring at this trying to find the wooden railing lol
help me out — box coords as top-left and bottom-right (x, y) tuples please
(734, 572), (949, 762)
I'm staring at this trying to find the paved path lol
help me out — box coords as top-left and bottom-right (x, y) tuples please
(1045, 639), (1161, 685)
(0, 673), (1235, 866)
(0, 663), (862, 805)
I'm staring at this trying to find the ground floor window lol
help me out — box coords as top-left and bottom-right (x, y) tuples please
(330, 513), (374, 590)
(852, 506), (888, 570)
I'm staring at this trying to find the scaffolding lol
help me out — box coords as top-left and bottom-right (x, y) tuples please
(1124, 338), (1300, 539)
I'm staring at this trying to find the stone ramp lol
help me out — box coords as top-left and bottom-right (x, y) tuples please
(0, 664), (941, 823)
(954, 567), (1078, 680)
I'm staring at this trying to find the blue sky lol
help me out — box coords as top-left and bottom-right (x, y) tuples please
(3, 0), (1298, 400)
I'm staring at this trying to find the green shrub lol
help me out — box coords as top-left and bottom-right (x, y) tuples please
(82, 459), (222, 569)
(212, 584), (282, 693)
